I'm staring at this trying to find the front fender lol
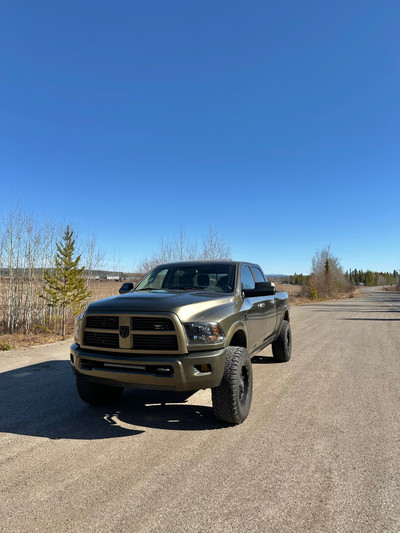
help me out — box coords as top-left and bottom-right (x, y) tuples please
(224, 320), (247, 346)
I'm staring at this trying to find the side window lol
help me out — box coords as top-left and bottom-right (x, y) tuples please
(241, 266), (255, 290)
(252, 267), (266, 283)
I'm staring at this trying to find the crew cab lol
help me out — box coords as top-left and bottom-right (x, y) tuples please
(71, 261), (291, 424)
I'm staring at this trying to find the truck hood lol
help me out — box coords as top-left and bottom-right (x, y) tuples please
(86, 290), (235, 322)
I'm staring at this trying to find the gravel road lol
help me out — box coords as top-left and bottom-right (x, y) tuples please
(1, 287), (399, 533)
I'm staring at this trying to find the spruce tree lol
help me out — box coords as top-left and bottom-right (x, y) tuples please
(41, 226), (91, 336)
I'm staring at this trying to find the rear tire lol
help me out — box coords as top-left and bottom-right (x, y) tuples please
(212, 346), (253, 425)
(272, 320), (292, 362)
(76, 375), (124, 405)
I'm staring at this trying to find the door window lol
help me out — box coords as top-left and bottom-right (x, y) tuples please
(252, 267), (266, 283)
(241, 266), (255, 290)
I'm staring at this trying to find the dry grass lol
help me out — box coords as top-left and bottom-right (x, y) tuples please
(87, 279), (126, 301)
(275, 283), (358, 307)
(275, 283), (303, 296)
(0, 331), (67, 351)
(381, 285), (400, 293)
(274, 283), (307, 306)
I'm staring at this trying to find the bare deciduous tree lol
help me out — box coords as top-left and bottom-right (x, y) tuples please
(202, 225), (231, 260)
(0, 207), (102, 337)
(137, 225), (229, 273)
(307, 245), (346, 299)
(82, 233), (106, 300)
(137, 227), (196, 273)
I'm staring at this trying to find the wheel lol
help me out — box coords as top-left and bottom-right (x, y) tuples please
(76, 375), (124, 405)
(272, 319), (292, 362)
(212, 346), (253, 425)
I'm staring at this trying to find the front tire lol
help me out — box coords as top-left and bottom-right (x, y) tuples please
(212, 346), (253, 425)
(272, 319), (292, 362)
(76, 375), (124, 405)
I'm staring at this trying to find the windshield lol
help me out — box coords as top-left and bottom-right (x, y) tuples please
(135, 263), (236, 293)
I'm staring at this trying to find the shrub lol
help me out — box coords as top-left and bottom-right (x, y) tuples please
(0, 342), (13, 351)
(308, 284), (319, 301)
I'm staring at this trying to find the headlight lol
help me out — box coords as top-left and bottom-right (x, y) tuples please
(74, 313), (84, 344)
(184, 322), (225, 346)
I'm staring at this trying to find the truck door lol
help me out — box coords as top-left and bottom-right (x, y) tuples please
(241, 265), (277, 353)
(251, 266), (277, 344)
(240, 265), (260, 353)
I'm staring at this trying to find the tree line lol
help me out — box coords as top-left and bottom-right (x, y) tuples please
(345, 269), (397, 286)
(287, 249), (398, 301)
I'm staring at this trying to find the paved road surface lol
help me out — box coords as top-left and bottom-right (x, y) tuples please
(1, 287), (399, 532)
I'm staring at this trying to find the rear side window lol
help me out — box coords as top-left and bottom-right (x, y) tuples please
(252, 267), (266, 283)
(241, 266), (255, 290)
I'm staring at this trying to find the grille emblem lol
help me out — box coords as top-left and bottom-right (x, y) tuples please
(119, 326), (130, 338)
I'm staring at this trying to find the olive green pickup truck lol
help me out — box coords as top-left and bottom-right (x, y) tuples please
(71, 260), (291, 425)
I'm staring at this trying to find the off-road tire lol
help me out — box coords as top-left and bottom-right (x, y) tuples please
(212, 346), (253, 425)
(76, 375), (124, 405)
(272, 319), (292, 362)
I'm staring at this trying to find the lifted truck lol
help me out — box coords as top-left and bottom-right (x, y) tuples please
(71, 261), (291, 425)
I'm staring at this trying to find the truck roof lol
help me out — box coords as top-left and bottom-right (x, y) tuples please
(155, 260), (260, 269)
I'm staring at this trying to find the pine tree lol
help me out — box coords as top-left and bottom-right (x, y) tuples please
(307, 278), (318, 300)
(41, 226), (91, 336)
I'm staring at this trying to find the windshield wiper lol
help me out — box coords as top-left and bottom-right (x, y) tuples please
(136, 287), (206, 292)
(135, 288), (162, 291)
(168, 287), (206, 291)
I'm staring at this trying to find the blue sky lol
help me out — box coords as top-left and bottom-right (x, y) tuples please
(1, 1), (399, 274)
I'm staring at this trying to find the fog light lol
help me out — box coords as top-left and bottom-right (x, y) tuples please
(195, 364), (211, 373)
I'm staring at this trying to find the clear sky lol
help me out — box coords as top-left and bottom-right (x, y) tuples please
(1, 1), (399, 274)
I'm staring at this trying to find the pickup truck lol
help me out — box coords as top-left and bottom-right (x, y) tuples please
(71, 261), (291, 425)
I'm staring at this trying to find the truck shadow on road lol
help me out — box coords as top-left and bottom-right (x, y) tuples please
(251, 355), (279, 364)
(115, 389), (225, 431)
(0, 360), (225, 441)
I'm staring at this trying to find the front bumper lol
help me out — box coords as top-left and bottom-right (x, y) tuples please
(70, 343), (226, 392)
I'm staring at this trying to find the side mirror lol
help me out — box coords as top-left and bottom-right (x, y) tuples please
(119, 282), (133, 294)
(266, 281), (276, 292)
(244, 281), (276, 297)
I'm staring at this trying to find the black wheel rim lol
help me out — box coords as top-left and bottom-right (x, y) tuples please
(239, 365), (249, 405)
